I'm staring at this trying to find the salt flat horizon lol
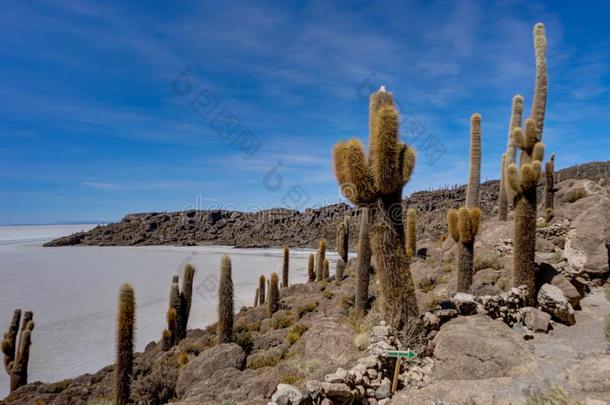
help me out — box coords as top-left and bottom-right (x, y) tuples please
(0, 224), (334, 397)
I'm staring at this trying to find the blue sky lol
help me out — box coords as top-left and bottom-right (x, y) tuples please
(2, 0), (610, 224)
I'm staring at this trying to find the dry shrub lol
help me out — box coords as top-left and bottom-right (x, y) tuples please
(131, 358), (179, 405)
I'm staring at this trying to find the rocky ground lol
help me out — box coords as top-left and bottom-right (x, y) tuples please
(4, 164), (610, 405)
(44, 161), (610, 250)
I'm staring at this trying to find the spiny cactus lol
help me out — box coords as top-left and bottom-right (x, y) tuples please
(253, 288), (259, 307)
(268, 272), (280, 316)
(218, 255), (233, 344)
(333, 86), (418, 328)
(448, 207), (480, 292)
(163, 264), (196, 348)
(505, 23), (548, 304)
(115, 284), (135, 405)
(322, 258), (329, 280)
(282, 246), (289, 288)
(167, 279), (182, 346)
(315, 240), (327, 281)
(544, 154), (556, 223)
(335, 259), (346, 281)
(180, 264), (195, 336)
(337, 217), (349, 263)
(465, 113), (482, 208)
(355, 208), (371, 312)
(2, 309), (34, 392)
(258, 275), (266, 306)
(405, 208), (417, 258)
(498, 95), (524, 221)
(307, 253), (315, 282)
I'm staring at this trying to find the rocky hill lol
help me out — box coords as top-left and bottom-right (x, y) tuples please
(45, 161), (610, 250)
(6, 173), (610, 404)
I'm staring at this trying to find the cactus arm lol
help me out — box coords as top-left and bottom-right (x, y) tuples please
(531, 23), (548, 138)
(447, 209), (460, 242)
(400, 144), (416, 185)
(371, 105), (401, 195)
(466, 113), (482, 208)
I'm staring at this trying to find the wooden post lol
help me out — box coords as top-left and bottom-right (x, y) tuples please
(391, 357), (401, 394)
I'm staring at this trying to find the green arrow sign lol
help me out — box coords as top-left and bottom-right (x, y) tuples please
(386, 350), (416, 359)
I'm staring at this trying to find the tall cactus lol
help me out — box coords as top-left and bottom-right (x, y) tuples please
(355, 208), (371, 312)
(315, 240), (327, 281)
(505, 23), (548, 304)
(2, 309), (34, 392)
(282, 246), (289, 288)
(498, 95), (524, 221)
(218, 255), (233, 344)
(465, 114), (482, 208)
(322, 258), (330, 280)
(163, 263), (196, 347)
(544, 154), (555, 222)
(258, 275), (266, 306)
(307, 254), (315, 282)
(180, 264), (195, 337)
(167, 279), (182, 346)
(448, 207), (480, 292)
(405, 208), (417, 258)
(268, 272), (280, 316)
(333, 86), (418, 328)
(115, 284), (135, 405)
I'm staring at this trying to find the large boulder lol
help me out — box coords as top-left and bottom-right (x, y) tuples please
(537, 284), (576, 325)
(271, 383), (305, 405)
(302, 315), (360, 368)
(432, 315), (535, 380)
(176, 343), (246, 397)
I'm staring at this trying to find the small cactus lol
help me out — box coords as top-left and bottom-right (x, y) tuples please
(115, 284), (135, 405)
(282, 246), (289, 288)
(337, 217), (349, 263)
(163, 263), (196, 347)
(355, 208), (372, 312)
(258, 275), (266, 305)
(253, 288), (259, 307)
(307, 254), (315, 282)
(268, 273), (280, 316)
(167, 280), (182, 346)
(448, 207), (480, 292)
(180, 264), (196, 337)
(405, 208), (417, 258)
(315, 240), (327, 281)
(2, 309), (35, 392)
(323, 258), (330, 280)
(217, 255), (233, 344)
(544, 154), (555, 223)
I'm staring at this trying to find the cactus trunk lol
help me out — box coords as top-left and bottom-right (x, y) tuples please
(258, 275), (266, 306)
(315, 240), (326, 281)
(513, 190), (537, 303)
(268, 273), (280, 316)
(217, 255), (234, 344)
(115, 284), (135, 405)
(307, 254), (315, 282)
(456, 240), (474, 292)
(282, 247), (289, 288)
(465, 114), (482, 208)
(355, 207), (371, 312)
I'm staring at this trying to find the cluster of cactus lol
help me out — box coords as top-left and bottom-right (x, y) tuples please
(335, 217), (349, 280)
(116, 284), (135, 405)
(333, 86), (418, 328)
(315, 240), (327, 281)
(282, 246), (290, 288)
(405, 208), (417, 258)
(544, 153), (556, 223)
(161, 264), (195, 350)
(218, 255), (234, 344)
(2, 309), (34, 392)
(446, 114), (482, 292)
(504, 23), (548, 304)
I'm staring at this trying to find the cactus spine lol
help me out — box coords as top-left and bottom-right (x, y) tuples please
(544, 154), (555, 222)
(307, 254), (315, 282)
(498, 95), (524, 221)
(315, 240), (327, 281)
(355, 208), (371, 312)
(282, 246), (289, 288)
(268, 272), (280, 316)
(258, 275), (266, 306)
(448, 207), (480, 292)
(115, 284), (135, 405)
(333, 86), (418, 328)
(505, 23), (548, 304)
(2, 309), (34, 392)
(465, 114), (482, 208)
(217, 255), (233, 344)
(405, 208), (416, 258)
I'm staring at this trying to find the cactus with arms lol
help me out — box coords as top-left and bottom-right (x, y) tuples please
(498, 95), (524, 221)
(333, 86), (418, 328)
(505, 23), (548, 304)
(448, 207), (480, 292)
(2, 309), (34, 392)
